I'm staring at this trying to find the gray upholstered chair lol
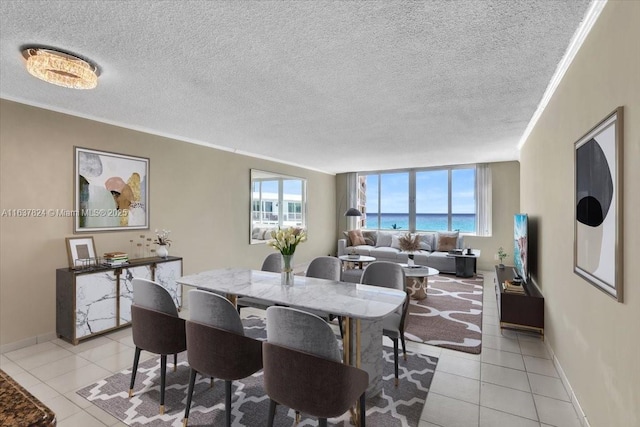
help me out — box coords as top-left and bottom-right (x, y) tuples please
(360, 261), (409, 386)
(297, 256), (342, 324)
(129, 278), (187, 414)
(263, 306), (368, 427)
(183, 290), (262, 427)
(236, 253), (282, 314)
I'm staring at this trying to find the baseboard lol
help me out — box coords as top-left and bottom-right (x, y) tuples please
(0, 331), (57, 354)
(544, 339), (591, 427)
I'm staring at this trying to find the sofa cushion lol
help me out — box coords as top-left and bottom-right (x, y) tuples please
(435, 231), (459, 252)
(348, 229), (366, 246)
(370, 246), (401, 259)
(376, 231), (394, 247)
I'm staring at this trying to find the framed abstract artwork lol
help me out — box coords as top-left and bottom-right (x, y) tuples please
(66, 236), (97, 269)
(74, 147), (149, 232)
(574, 107), (623, 302)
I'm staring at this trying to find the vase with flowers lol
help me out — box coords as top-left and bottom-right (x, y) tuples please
(398, 232), (420, 266)
(154, 229), (171, 258)
(267, 226), (307, 285)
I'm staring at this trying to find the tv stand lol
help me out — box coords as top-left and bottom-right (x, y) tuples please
(494, 265), (544, 337)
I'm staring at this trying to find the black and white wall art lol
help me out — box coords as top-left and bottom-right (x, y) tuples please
(574, 107), (623, 301)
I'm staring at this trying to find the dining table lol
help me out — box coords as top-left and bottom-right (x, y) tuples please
(176, 268), (406, 397)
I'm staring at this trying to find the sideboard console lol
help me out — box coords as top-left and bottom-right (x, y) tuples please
(56, 256), (183, 344)
(494, 265), (544, 337)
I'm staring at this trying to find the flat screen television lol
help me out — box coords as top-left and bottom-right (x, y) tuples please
(514, 213), (528, 282)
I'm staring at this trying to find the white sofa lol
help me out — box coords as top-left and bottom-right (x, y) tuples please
(338, 230), (464, 274)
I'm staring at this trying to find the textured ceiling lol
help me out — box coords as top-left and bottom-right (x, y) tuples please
(0, 0), (592, 174)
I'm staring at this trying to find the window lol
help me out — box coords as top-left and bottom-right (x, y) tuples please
(360, 165), (479, 234)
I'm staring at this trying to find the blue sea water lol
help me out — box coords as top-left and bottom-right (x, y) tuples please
(365, 213), (476, 233)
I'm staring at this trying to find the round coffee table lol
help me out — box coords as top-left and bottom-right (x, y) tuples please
(400, 265), (439, 300)
(338, 255), (376, 269)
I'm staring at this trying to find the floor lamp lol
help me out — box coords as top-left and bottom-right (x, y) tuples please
(344, 208), (362, 231)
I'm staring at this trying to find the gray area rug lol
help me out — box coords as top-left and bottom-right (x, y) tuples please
(405, 274), (483, 354)
(77, 316), (437, 426)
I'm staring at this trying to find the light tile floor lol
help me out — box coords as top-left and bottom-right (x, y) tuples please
(0, 271), (581, 427)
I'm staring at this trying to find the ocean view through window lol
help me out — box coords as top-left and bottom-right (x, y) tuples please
(359, 166), (478, 233)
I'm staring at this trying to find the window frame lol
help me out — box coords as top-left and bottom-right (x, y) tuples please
(358, 164), (478, 234)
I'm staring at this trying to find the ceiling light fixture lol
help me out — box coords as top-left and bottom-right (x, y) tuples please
(22, 48), (99, 89)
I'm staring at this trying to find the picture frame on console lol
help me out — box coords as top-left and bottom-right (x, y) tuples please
(574, 107), (623, 302)
(66, 236), (98, 269)
(74, 147), (149, 233)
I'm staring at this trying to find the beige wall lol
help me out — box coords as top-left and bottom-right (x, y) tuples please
(0, 100), (336, 348)
(336, 161), (521, 271)
(465, 161), (520, 271)
(520, 2), (639, 426)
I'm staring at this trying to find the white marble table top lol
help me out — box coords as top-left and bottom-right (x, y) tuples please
(398, 264), (439, 278)
(176, 268), (405, 320)
(338, 255), (376, 263)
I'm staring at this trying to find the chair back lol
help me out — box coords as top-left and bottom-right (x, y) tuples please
(266, 306), (341, 362)
(132, 278), (178, 317)
(189, 290), (244, 335)
(261, 252), (282, 272)
(361, 261), (406, 315)
(360, 261), (405, 290)
(305, 256), (341, 281)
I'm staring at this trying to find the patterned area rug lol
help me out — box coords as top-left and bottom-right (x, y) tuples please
(405, 274), (483, 354)
(77, 316), (437, 426)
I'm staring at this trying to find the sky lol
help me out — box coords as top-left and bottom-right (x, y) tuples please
(364, 168), (475, 214)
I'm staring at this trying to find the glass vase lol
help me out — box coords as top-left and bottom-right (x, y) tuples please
(281, 253), (294, 285)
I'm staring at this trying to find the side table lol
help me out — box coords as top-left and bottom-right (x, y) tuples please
(447, 250), (480, 278)
(338, 255), (376, 283)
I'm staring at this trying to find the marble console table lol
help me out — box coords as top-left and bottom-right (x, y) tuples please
(177, 268), (406, 397)
(56, 256), (182, 344)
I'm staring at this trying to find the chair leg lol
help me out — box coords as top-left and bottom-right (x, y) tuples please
(160, 354), (167, 414)
(128, 347), (142, 398)
(267, 399), (277, 427)
(393, 338), (399, 387)
(183, 368), (197, 427)
(338, 316), (344, 339)
(225, 380), (232, 427)
(319, 418), (328, 427)
(401, 333), (407, 361)
(359, 392), (366, 427)
(174, 353), (178, 372)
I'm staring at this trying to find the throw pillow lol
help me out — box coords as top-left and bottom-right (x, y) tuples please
(391, 234), (403, 250)
(362, 230), (378, 246)
(342, 231), (352, 247)
(436, 231), (459, 252)
(417, 233), (434, 251)
(348, 229), (366, 246)
(376, 231), (393, 247)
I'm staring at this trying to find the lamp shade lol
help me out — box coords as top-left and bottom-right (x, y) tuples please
(344, 208), (362, 217)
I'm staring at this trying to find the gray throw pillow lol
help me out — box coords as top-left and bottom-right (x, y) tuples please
(376, 231), (393, 247)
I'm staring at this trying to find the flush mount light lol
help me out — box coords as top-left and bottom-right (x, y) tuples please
(22, 47), (99, 89)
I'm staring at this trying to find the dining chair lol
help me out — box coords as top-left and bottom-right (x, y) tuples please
(263, 306), (368, 427)
(129, 278), (187, 414)
(236, 253), (282, 315)
(298, 256), (342, 325)
(183, 290), (262, 427)
(360, 261), (409, 386)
